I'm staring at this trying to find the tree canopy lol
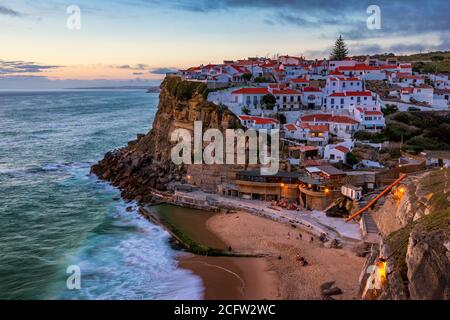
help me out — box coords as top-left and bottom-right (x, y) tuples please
(331, 35), (349, 61)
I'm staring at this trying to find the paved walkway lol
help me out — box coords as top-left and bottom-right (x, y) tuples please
(176, 191), (362, 242)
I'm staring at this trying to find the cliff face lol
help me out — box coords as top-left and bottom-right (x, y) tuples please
(361, 169), (450, 300)
(91, 76), (242, 202)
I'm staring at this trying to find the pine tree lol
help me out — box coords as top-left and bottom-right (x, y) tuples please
(331, 35), (349, 61)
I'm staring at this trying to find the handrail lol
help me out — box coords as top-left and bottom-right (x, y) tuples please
(345, 174), (408, 222)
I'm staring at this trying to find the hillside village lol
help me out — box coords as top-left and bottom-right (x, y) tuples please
(175, 40), (448, 157)
(163, 39), (450, 242)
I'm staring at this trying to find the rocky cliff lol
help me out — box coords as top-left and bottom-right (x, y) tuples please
(360, 169), (450, 300)
(91, 76), (242, 202)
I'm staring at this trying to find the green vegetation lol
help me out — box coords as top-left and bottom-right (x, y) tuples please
(243, 73), (253, 81)
(254, 76), (269, 83)
(330, 35), (349, 61)
(386, 208), (450, 287)
(164, 76), (208, 100)
(241, 106), (250, 115)
(382, 104), (399, 116)
(354, 111), (450, 151)
(346, 152), (359, 166)
(365, 51), (450, 74)
(399, 51), (450, 74)
(262, 93), (276, 110)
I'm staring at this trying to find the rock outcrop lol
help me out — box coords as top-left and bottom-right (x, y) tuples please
(360, 169), (450, 300)
(91, 76), (242, 202)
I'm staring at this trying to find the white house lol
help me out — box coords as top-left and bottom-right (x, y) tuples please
(428, 74), (450, 90)
(398, 64), (412, 74)
(325, 76), (363, 94)
(289, 78), (310, 90)
(391, 72), (425, 88)
(239, 115), (279, 130)
(230, 87), (271, 115)
(433, 89), (450, 109)
(278, 55), (304, 65)
(300, 114), (360, 139)
(280, 64), (308, 80)
(328, 59), (357, 71)
(271, 88), (302, 111)
(352, 107), (386, 131)
(302, 87), (324, 109)
(283, 123), (329, 147)
(324, 91), (375, 111)
(324, 145), (351, 164)
(400, 85), (434, 105)
(336, 65), (385, 80)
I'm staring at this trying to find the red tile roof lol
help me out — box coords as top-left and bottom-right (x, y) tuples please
(302, 87), (322, 93)
(365, 111), (383, 115)
(231, 88), (269, 95)
(330, 116), (360, 124)
(240, 116), (279, 125)
(346, 91), (372, 97)
(335, 146), (351, 154)
(291, 78), (309, 83)
(337, 65), (380, 71)
(272, 89), (301, 95)
(301, 114), (332, 122)
(284, 124), (297, 131)
(328, 92), (346, 97)
(309, 125), (329, 132)
(328, 91), (372, 97)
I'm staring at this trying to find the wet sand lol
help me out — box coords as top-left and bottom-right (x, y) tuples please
(149, 204), (279, 300)
(179, 255), (279, 300)
(206, 211), (365, 300)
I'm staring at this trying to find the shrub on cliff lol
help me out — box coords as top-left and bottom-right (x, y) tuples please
(164, 76), (208, 100)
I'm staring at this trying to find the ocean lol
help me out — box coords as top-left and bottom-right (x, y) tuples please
(0, 90), (203, 300)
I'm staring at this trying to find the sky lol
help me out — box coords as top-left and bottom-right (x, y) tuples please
(0, 0), (449, 89)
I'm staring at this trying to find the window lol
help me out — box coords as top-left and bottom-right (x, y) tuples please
(340, 98), (344, 105)
(331, 98), (335, 104)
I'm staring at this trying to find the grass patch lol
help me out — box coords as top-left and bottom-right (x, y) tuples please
(385, 209), (450, 287)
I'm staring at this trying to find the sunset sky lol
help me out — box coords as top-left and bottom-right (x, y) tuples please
(1, 0), (449, 88)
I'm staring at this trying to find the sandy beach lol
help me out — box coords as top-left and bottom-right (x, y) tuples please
(200, 211), (365, 300)
(149, 203), (365, 300)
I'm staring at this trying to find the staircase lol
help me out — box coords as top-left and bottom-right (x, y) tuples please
(360, 213), (380, 243)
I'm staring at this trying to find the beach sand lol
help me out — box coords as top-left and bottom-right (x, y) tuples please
(179, 255), (279, 300)
(159, 203), (365, 300)
(204, 211), (365, 300)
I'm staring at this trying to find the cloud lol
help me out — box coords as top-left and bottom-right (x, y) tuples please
(137, 0), (448, 49)
(116, 64), (150, 70)
(132, 72), (144, 75)
(0, 60), (60, 75)
(0, 5), (22, 17)
(149, 67), (178, 74)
